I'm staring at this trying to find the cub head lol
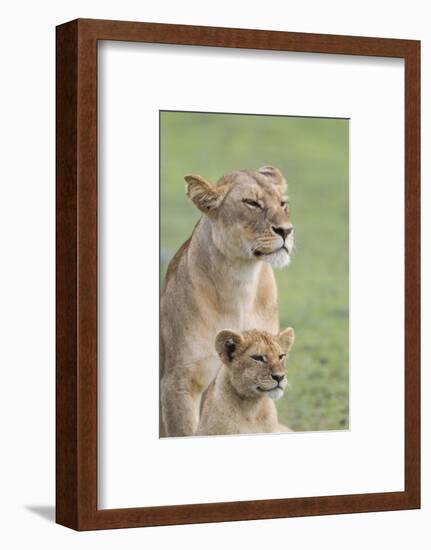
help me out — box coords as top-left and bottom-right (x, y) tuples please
(215, 327), (295, 400)
(184, 166), (294, 268)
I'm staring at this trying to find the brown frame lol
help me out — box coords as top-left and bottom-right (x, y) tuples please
(56, 18), (420, 531)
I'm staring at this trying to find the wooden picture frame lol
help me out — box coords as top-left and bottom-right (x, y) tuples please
(56, 18), (420, 530)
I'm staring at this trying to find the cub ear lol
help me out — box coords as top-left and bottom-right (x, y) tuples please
(215, 330), (244, 364)
(278, 327), (295, 353)
(184, 174), (225, 215)
(258, 165), (287, 192)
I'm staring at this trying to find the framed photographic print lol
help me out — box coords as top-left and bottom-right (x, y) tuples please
(56, 18), (420, 530)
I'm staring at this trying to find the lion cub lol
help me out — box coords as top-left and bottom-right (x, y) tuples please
(197, 328), (295, 436)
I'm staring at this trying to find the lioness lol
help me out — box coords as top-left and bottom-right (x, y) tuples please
(160, 166), (294, 437)
(197, 327), (295, 436)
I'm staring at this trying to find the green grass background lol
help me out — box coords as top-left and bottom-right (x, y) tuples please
(160, 111), (349, 432)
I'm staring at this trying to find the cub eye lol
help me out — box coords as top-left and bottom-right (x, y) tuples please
(279, 353), (286, 361)
(251, 354), (266, 363)
(280, 200), (288, 210)
(243, 198), (262, 209)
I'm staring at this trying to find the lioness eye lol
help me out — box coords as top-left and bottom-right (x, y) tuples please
(279, 353), (286, 361)
(280, 201), (288, 210)
(251, 354), (266, 363)
(243, 199), (262, 209)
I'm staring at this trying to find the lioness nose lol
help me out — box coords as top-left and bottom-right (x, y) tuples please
(271, 373), (285, 383)
(272, 225), (292, 241)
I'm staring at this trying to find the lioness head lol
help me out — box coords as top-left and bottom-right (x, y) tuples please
(184, 166), (294, 268)
(215, 327), (295, 400)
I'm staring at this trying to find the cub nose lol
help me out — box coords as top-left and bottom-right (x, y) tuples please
(271, 373), (285, 383)
(272, 225), (293, 241)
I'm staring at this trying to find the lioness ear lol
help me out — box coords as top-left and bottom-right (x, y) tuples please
(185, 174), (225, 215)
(278, 327), (295, 353)
(215, 330), (244, 364)
(258, 165), (287, 192)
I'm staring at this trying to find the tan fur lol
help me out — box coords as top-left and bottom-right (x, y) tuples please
(197, 328), (295, 436)
(160, 167), (294, 437)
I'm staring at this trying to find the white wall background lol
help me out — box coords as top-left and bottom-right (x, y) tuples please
(0, 0), (428, 548)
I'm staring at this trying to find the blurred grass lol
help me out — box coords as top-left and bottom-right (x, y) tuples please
(160, 111), (349, 432)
